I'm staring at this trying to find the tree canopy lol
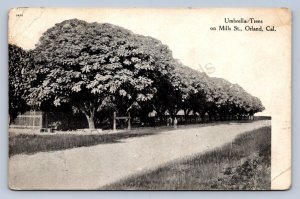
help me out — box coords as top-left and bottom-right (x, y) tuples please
(8, 44), (32, 123)
(9, 19), (265, 128)
(28, 19), (175, 128)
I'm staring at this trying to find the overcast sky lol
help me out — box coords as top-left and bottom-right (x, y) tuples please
(8, 8), (291, 116)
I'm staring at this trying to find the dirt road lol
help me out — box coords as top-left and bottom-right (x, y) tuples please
(9, 120), (271, 190)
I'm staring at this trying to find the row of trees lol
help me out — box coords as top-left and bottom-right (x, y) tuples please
(9, 19), (264, 129)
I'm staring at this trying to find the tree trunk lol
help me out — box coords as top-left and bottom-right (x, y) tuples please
(183, 109), (188, 124)
(159, 116), (164, 125)
(200, 113), (205, 123)
(85, 115), (95, 129)
(208, 114), (212, 121)
(76, 102), (97, 129)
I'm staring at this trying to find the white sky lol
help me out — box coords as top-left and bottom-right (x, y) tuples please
(8, 8), (291, 116)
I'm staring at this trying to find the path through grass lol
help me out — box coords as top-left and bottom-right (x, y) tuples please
(103, 126), (271, 190)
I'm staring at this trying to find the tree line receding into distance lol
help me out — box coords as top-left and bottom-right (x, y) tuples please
(9, 19), (264, 129)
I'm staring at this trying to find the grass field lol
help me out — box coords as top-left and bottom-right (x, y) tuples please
(103, 126), (271, 190)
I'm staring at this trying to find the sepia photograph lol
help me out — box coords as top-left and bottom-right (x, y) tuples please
(8, 8), (291, 190)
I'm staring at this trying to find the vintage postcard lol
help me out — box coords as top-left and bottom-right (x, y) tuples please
(8, 8), (291, 190)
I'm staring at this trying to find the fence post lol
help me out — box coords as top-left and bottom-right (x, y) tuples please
(128, 112), (131, 131)
(40, 112), (43, 130)
(32, 111), (36, 129)
(113, 111), (116, 132)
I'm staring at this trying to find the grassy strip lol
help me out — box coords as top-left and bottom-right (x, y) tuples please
(9, 120), (265, 157)
(103, 126), (271, 190)
(9, 131), (157, 157)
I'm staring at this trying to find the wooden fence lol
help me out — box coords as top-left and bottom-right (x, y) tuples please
(10, 111), (42, 129)
(10, 111), (88, 131)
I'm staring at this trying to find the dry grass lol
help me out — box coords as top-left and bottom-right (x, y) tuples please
(103, 126), (271, 190)
(9, 131), (157, 157)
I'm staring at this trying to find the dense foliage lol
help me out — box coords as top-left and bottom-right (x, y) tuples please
(9, 19), (264, 128)
(8, 44), (32, 123)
